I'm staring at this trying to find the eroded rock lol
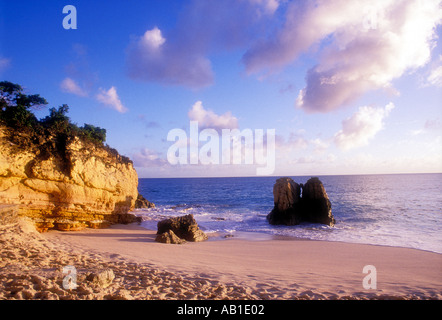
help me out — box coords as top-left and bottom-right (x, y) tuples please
(0, 126), (146, 231)
(301, 177), (335, 226)
(135, 193), (155, 209)
(156, 214), (208, 244)
(86, 269), (115, 288)
(155, 230), (187, 244)
(0, 204), (19, 225)
(267, 177), (302, 225)
(54, 220), (87, 232)
(267, 177), (335, 226)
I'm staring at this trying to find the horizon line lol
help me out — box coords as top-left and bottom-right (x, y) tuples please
(137, 172), (442, 179)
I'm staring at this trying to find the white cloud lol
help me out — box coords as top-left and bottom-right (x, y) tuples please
(426, 65), (442, 87)
(276, 130), (330, 153)
(411, 118), (442, 136)
(125, 1), (441, 104)
(132, 148), (167, 168)
(311, 138), (329, 154)
(273, 131), (333, 172)
(280, 132), (309, 150)
(126, 27), (214, 88)
(248, 0), (280, 15)
(140, 27), (166, 51)
(334, 102), (395, 150)
(125, 1), (282, 88)
(411, 129), (424, 136)
(188, 101), (238, 130)
(424, 55), (442, 87)
(243, 0), (442, 113)
(96, 86), (128, 113)
(60, 77), (88, 97)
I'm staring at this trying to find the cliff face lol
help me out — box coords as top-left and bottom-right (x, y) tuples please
(0, 126), (139, 231)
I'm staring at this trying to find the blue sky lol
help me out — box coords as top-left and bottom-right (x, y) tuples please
(1, 0), (441, 177)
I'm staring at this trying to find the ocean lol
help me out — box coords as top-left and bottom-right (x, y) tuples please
(135, 173), (442, 254)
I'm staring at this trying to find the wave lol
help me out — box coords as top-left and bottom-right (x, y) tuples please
(135, 174), (442, 254)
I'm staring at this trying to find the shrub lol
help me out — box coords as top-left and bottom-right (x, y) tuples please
(79, 124), (106, 145)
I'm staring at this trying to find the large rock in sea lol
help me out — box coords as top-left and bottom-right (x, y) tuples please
(267, 177), (335, 226)
(0, 125), (143, 231)
(135, 193), (155, 209)
(301, 177), (335, 226)
(156, 214), (208, 243)
(267, 177), (302, 225)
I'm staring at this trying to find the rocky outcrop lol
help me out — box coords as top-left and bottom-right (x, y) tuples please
(267, 177), (302, 225)
(301, 177), (335, 226)
(0, 126), (142, 231)
(0, 204), (19, 226)
(135, 193), (155, 209)
(86, 269), (115, 289)
(155, 230), (187, 244)
(155, 214), (208, 243)
(267, 177), (335, 226)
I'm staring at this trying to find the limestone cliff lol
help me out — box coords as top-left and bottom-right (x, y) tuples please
(0, 125), (140, 231)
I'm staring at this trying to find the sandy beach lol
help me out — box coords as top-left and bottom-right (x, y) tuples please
(1, 218), (441, 300)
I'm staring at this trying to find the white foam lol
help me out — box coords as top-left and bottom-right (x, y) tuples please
(134, 204), (442, 253)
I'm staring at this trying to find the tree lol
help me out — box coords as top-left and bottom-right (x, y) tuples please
(0, 81), (47, 110)
(1, 81), (107, 147)
(79, 123), (106, 144)
(41, 104), (71, 134)
(0, 81), (22, 109)
(0, 81), (48, 129)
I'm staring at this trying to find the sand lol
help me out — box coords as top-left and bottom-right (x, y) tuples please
(1, 218), (441, 300)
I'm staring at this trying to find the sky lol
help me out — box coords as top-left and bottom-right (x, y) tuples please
(0, 0), (441, 178)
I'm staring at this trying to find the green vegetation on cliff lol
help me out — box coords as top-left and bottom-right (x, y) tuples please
(0, 81), (106, 144)
(0, 81), (131, 174)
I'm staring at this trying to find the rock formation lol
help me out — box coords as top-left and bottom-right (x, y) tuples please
(135, 193), (155, 209)
(155, 230), (187, 244)
(86, 269), (115, 289)
(0, 204), (19, 226)
(267, 177), (335, 226)
(0, 125), (143, 231)
(155, 214), (208, 243)
(267, 177), (302, 225)
(301, 177), (335, 226)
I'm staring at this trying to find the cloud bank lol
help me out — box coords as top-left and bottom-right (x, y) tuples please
(125, 0), (280, 88)
(126, 26), (214, 88)
(127, 0), (441, 114)
(244, 0), (442, 113)
(334, 102), (395, 150)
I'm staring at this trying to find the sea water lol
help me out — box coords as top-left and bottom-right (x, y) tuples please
(135, 174), (442, 253)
